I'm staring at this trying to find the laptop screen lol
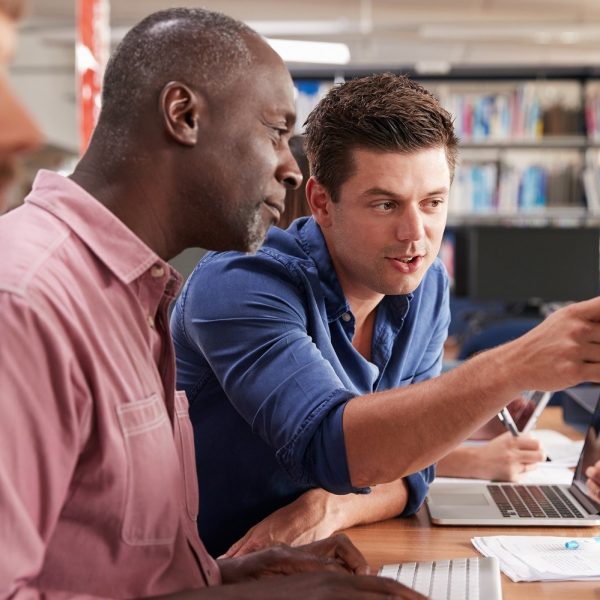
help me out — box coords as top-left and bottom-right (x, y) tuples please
(572, 393), (600, 510)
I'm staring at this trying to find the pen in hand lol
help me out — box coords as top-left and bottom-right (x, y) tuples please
(497, 407), (520, 437)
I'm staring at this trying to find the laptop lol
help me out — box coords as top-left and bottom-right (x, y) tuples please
(426, 395), (600, 526)
(379, 556), (502, 600)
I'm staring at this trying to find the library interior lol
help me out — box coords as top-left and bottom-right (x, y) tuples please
(4, 1), (600, 599)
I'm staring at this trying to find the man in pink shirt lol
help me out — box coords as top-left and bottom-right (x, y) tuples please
(0, 6), (418, 600)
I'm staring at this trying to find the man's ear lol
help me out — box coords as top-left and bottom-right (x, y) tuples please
(159, 81), (204, 146)
(306, 176), (334, 228)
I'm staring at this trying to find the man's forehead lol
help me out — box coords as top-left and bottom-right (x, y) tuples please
(0, 11), (16, 66)
(229, 56), (296, 122)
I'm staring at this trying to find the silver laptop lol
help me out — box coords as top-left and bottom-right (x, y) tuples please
(379, 556), (502, 600)
(426, 395), (600, 526)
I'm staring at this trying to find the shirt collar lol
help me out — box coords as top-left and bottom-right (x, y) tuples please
(26, 170), (181, 291)
(297, 218), (352, 322)
(297, 216), (413, 326)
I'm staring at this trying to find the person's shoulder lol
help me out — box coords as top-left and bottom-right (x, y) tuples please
(193, 220), (312, 278)
(0, 203), (71, 300)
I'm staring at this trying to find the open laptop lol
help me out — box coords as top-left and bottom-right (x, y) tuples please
(426, 394), (600, 526)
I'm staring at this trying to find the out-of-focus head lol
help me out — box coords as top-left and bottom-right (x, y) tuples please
(0, 0), (43, 212)
(304, 73), (458, 202)
(93, 7), (301, 253)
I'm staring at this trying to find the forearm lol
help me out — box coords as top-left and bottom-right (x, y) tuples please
(344, 344), (520, 486)
(344, 300), (600, 488)
(324, 478), (409, 531)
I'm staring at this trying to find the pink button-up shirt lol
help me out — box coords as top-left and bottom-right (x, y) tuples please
(0, 171), (221, 598)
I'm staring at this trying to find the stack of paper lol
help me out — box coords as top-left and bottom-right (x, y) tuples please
(472, 536), (600, 581)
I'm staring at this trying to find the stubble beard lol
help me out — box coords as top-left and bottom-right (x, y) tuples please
(243, 205), (270, 254)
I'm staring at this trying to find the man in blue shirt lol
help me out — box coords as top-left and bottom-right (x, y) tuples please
(172, 73), (599, 558)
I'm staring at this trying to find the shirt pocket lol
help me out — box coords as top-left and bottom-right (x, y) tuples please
(117, 394), (180, 545)
(173, 390), (199, 522)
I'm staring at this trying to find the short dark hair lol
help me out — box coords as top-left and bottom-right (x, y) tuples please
(304, 73), (458, 201)
(98, 8), (254, 140)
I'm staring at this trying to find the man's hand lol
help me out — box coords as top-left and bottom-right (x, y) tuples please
(477, 432), (545, 481)
(585, 460), (600, 502)
(223, 489), (338, 557)
(194, 572), (426, 599)
(224, 481), (409, 558)
(506, 299), (600, 392)
(438, 432), (545, 481)
(219, 533), (371, 583)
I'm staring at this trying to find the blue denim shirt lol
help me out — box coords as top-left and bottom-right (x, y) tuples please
(171, 217), (450, 557)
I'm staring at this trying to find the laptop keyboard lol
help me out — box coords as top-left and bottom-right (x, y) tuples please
(487, 484), (585, 518)
(379, 557), (489, 600)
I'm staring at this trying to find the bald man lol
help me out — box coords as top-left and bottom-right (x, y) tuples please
(0, 8), (417, 600)
(0, 0), (42, 211)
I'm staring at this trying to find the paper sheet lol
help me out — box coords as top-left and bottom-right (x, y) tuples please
(472, 535), (600, 581)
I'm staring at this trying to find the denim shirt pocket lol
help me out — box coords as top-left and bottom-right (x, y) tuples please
(174, 390), (199, 523)
(117, 394), (180, 545)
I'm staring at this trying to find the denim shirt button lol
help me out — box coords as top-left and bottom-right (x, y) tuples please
(341, 312), (351, 322)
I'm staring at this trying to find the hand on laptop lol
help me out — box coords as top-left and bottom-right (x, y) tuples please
(585, 460), (600, 502)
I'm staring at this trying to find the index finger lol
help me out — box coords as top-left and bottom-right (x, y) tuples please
(515, 435), (543, 451)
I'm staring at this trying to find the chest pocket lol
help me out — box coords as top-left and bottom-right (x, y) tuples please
(117, 394), (180, 545)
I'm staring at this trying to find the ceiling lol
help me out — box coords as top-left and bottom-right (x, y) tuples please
(10, 0), (600, 153)
(18, 0), (600, 70)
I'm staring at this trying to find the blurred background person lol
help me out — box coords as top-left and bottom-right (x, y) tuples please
(0, 0), (42, 213)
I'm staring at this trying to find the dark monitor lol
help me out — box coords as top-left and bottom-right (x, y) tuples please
(452, 225), (600, 303)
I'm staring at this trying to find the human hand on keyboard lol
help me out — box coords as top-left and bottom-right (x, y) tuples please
(217, 533), (427, 598)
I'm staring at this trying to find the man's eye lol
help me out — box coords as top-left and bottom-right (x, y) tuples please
(425, 198), (444, 208)
(270, 126), (287, 139)
(375, 201), (395, 211)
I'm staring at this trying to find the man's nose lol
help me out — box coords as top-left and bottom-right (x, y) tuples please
(0, 73), (43, 160)
(279, 145), (303, 190)
(396, 205), (425, 242)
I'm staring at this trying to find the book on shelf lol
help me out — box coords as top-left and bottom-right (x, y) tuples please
(450, 151), (584, 215)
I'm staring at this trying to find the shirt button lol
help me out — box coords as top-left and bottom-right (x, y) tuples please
(342, 312), (351, 322)
(147, 315), (155, 329)
(150, 264), (165, 278)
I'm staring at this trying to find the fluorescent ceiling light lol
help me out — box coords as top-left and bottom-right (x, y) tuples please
(248, 20), (354, 36)
(266, 38), (350, 64)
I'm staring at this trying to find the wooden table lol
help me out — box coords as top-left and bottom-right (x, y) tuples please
(342, 407), (600, 599)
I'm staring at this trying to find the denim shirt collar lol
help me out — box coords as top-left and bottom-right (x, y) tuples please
(295, 217), (413, 329)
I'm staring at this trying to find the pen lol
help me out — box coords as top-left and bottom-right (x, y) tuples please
(497, 408), (519, 437)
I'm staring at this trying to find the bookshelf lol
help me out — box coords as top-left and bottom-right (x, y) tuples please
(292, 66), (600, 225)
